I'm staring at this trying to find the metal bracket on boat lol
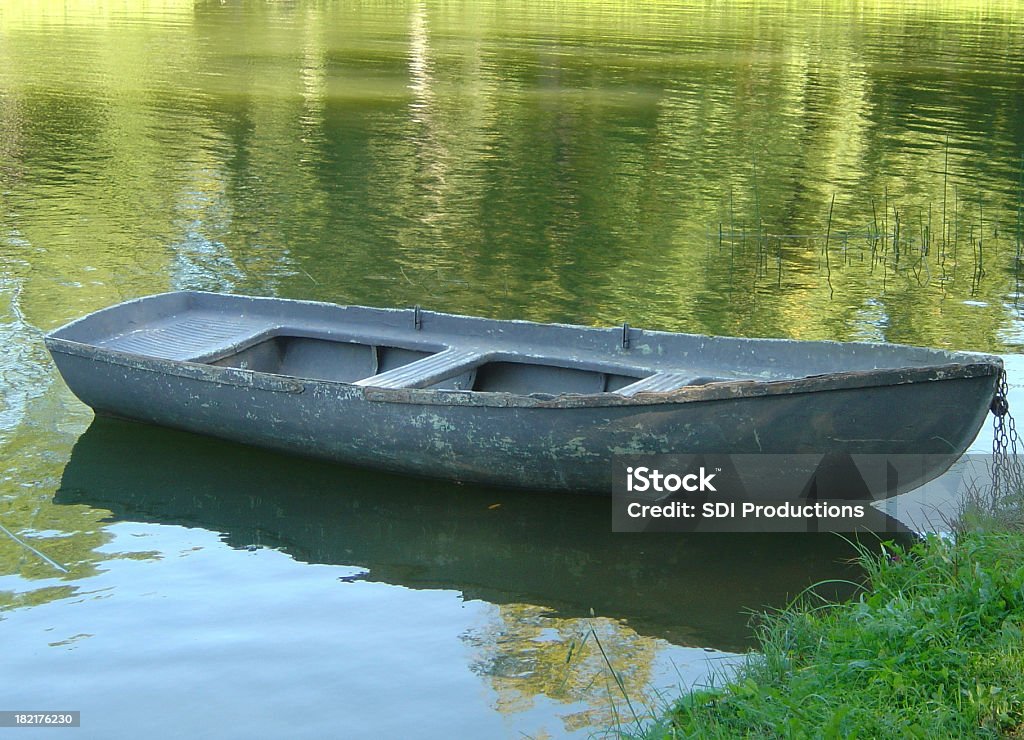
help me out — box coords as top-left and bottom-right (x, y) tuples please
(414, 306), (422, 331)
(621, 322), (630, 349)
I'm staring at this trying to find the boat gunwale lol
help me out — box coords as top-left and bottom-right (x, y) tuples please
(45, 290), (999, 364)
(44, 290), (1005, 409)
(45, 333), (1003, 410)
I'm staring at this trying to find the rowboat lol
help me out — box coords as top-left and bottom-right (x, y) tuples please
(45, 291), (1001, 494)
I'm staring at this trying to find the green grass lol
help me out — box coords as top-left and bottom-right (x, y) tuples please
(637, 531), (1024, 739)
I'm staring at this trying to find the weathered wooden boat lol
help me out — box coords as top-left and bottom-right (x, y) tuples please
(45, 291), (1002, 495)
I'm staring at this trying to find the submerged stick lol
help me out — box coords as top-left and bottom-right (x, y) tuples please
(942, 135), (949, 262)
(824, 193), (835, 299)
(0, 522), (69, 574)
(884, 186), (889, 256)
(1017, 152), (1023, 262)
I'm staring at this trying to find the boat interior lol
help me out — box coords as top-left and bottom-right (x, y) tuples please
(73, 306), (736, 395)
(51, 291), (983, 398)
(209, 333), (697, 395)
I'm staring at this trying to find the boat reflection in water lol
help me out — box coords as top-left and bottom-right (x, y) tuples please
(56, 418), (912, 651)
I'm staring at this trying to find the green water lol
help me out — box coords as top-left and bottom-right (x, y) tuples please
(1, 2), (1023, 737)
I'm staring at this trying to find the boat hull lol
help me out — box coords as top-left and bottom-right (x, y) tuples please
(47, 336), (998, 495)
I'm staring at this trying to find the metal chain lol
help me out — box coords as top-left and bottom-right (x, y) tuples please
(990, 368), (1023, 496)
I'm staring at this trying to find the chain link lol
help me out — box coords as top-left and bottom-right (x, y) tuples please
(990, 368), (1023, 496)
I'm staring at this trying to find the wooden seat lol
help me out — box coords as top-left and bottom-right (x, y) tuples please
(354, 348), (484, 389)
(615, 372), (719, 397)
(98, 314), (270, 362)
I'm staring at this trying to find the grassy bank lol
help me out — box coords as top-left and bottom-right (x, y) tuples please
(639, 527), (1024, 738)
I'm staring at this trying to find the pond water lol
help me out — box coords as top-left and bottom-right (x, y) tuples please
(1, 2), (1023, 737)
